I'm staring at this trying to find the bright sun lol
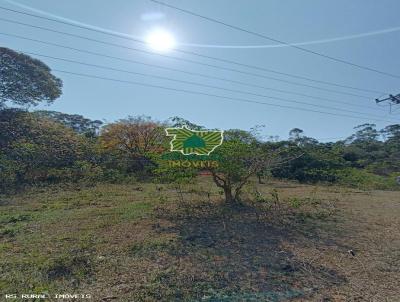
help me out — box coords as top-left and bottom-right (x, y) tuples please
(145, 28), (176, 52)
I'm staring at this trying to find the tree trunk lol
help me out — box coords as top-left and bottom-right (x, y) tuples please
(224, 186), (234, 203)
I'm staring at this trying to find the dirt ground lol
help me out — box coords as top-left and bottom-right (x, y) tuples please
(0, 179), (399, 301)
(275, 184), (400, 301)
(78, 181), (400, 301)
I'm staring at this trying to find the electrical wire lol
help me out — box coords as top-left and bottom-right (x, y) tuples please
(0, 5), (387, 95)
(5, 0), (400, 50)
(148, 0), (400, 79)
(0, 31), (384, 111)
(43, 68), (398, 123)
(22, 50), (397, 121)
(0, 17), (377, 99)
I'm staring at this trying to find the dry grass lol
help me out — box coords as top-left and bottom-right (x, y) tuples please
(0, 178), (399, 301)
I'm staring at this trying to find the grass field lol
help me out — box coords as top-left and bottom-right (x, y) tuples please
(0, 178), (399, 301)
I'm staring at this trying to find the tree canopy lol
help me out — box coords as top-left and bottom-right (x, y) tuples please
(33, 110), (103, 136)
(0, 47), (62, 107)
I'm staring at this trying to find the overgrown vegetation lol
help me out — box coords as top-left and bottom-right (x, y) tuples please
(1, 106), (398, 194)
(1, 48), (399, 195)
(1, 46), (399, 301)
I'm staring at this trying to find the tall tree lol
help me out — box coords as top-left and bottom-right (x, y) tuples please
(100, 116), (167, 174)
(33, 110), (103, 136)
(349, 123), (380, 142)
(381, 124), (400, 141)
(168, 116), (204, 130)
(100, 116), (166, 156)
(0, 48), (62, 107)
(289, 128), (304, 144)
(0, 109), (86, 191)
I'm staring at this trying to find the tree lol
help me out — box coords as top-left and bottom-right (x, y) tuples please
(100, 116), (166, 174)
(168, 116), (204, 130)
(0, 108), (34, 149)
(33, 110), (103, 136)
(349, 123), (380, 143)
(223, 129), (258, 144)
(344, 124), (383, 168)
(256, 140), (294, 184)
(209, 130), (286, 203)
(210, 139), (255, 203)
(100, 116), (166, 155)
(376, 124), (400, 175)
(381, 124), (400, 141)
(0, 109), (88, 191)
(289, 128), (304, 141)
(0, 47), (62, 107)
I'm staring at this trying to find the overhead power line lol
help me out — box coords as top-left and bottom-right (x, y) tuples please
(148, 0), (400, 80)
(23, 50), (397, 121)
(6, 0), (400, 50)
(34, 67), (397, 123)
(0, 17), (375, 99)
(0, 5), (387, 95)
(0, 31), (383, 111)
(376, 93), (400, 114)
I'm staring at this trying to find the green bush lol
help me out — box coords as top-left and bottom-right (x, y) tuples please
(334, 167), (397, 190)
(0, 154), (18, 193)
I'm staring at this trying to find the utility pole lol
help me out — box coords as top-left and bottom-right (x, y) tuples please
(375, 94), (400, 113)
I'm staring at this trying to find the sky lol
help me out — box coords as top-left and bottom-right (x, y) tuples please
(1, 0), (400, 140)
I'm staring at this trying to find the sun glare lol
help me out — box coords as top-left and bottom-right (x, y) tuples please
(145, 28), (176, 52)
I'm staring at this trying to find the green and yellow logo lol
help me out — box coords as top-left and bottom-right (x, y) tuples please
(165, 126), (224, 156)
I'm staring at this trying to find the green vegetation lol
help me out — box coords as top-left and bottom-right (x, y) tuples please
(0, 183), (156, 294)
(1, 180), (398, 300)
(1, 47), (399, 301)
(1, 106), (398, 194)
(0, 49), (398, 194)
(0, 47), (62, 107)
(0, 181), (330, 298)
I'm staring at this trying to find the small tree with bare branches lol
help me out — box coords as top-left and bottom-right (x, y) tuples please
(210, 133), (301, 203)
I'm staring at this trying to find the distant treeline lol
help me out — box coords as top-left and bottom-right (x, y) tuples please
(1, 47), (399, 193)
(0, 108), (399, 193)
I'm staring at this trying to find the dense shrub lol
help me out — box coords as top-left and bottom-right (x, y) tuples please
(0, 109), (101, 192)
(334, 168), (397, 190)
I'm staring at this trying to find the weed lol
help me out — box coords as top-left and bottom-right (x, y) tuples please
(2, 214), (32, 224)
(0, 227), (18, 237)
(288, 197), (303, 208)
(129, 237), (180, 258)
